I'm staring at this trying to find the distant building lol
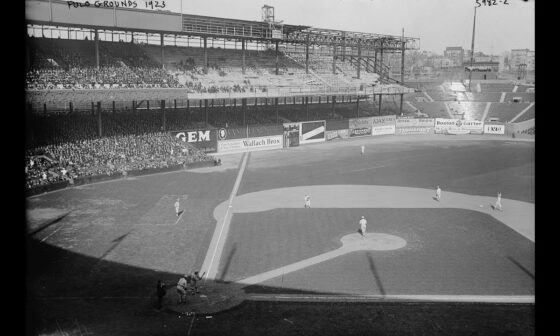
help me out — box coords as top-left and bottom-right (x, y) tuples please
(510, 49), (535, 71)
(444, 47), (464, 66)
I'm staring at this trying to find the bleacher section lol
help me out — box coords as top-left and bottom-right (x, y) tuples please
(479, 83), (515, 92)
(446, 102), (487, 121)
(514, 104), (535, 123)
(504, 93), (535, 103)
(409, 102), (449, 118)
(486, 103), (533, 123)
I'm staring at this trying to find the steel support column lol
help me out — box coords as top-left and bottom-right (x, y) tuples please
(305, 33), (310, 74)
(275, 97), (279, 123)
(97, 102), (102, 137)
(275, 41), (279, 75)
(357, 43), (361, 79)
(160, 33), (165, 69)
(204, 37), (208, 73)
(204, 99), (208, 127)
(332, 45), (336, 74)
(242, 40), (246, 75)
(94, 29), (99, 69)
(161, 100), (166, 131)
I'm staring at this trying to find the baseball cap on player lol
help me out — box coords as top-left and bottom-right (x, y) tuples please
(361, 216), (365, 219)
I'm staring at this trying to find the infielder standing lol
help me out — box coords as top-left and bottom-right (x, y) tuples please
(361, 145), (365, 156)
(495, 192), (502, 211)
(435, 186), (441, 201)
(174, 198), (181, 217)
(304, 195), (311, 208)
(359, 216), (367, 236)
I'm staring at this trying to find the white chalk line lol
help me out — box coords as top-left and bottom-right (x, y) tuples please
(203, 152), (249, 280)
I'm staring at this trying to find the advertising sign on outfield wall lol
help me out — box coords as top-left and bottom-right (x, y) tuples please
(325, 129), (350, 141)
(395, 127), (435, 135)
(171, 129), (217, 153)
(371, 115), (396, 136)
(435, 119), (484, 135)
(300, 121), (326, 144)
(349, 117), (373, 137)
(218, 135), (283, 154)
(484, 124), (505, 135)
(396, 118), (435, 128)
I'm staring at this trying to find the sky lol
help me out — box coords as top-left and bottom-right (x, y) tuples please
(49, 0), (535, 55)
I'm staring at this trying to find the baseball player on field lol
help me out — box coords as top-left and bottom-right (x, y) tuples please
(435, 186), (441, 201)
(494, 192), (502, 211)
(304, 195), (311, 208)
(359, 216), (367, 236)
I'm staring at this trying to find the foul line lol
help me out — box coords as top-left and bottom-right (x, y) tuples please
(203, 152), (249, 280)
(174, 211), (185, 225)
(247, 294), (534, 304)
(40, 220), (68, 242)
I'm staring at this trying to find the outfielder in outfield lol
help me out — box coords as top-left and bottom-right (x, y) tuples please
(435, 186), (442, 201)
(174, 198), (181, 217)
(304, 195), (311, 208)
(359, 216), (367, 236)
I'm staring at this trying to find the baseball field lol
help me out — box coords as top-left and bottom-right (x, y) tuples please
(26, 133), (534, 335)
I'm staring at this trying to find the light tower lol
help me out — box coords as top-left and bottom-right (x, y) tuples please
(262, 5), (275, 22)
(261, 5), (284, 40)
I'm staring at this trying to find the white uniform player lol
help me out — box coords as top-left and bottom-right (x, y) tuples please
(435, 186), (441, 201)
(361, 145), (365, 156)
(304, 195), (311, 208)
(495, 192), (502, 211)
(175, 199), (181, 217)
(359, 216), (367, 236)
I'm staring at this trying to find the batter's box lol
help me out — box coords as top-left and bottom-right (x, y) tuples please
(136, 195), (188, 226)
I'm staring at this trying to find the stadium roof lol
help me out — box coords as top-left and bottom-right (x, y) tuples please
(26, 0), (418, 50)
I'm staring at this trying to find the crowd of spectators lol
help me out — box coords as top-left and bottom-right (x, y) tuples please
(26, 66), (184, 90)
(25, 132), (211, 190)
(521, 126), (535, 135)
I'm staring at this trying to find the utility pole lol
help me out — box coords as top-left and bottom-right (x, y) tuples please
(468, 6), (477, 92)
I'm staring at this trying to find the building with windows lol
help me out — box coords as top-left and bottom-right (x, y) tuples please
(510, 49), (535, 71)
(444, 47), (464, 67)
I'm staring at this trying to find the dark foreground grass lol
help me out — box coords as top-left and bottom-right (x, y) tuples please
(193, 301), (534, 336)
(29, 298), (533, 336)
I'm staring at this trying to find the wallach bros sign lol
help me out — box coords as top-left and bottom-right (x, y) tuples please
(218, 135), (283, 154)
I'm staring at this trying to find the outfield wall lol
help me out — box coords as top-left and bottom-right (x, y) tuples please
(213, 116), (510, 154)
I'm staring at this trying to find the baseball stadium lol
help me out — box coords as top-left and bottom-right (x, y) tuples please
(25, 1), (535, 335)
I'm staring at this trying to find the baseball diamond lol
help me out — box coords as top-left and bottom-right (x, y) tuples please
(25, 1), (534, 335)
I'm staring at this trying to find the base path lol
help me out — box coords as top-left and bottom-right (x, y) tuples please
(218, 185), (534, 243)
(238, 233), (406, 286)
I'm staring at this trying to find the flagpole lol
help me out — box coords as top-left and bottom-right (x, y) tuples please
(468, 6), (477, 91)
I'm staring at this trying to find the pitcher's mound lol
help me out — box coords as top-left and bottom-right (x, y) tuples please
(340, 233), (407, 251)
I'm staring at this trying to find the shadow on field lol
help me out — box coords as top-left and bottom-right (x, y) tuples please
(367, 254), (386, 296)
(219, 243), (237, 281)
(507, 256), (535, 280)
(25, 236), (335, 336)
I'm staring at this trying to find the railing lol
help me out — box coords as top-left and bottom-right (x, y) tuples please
(26, 85), (415, 106)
